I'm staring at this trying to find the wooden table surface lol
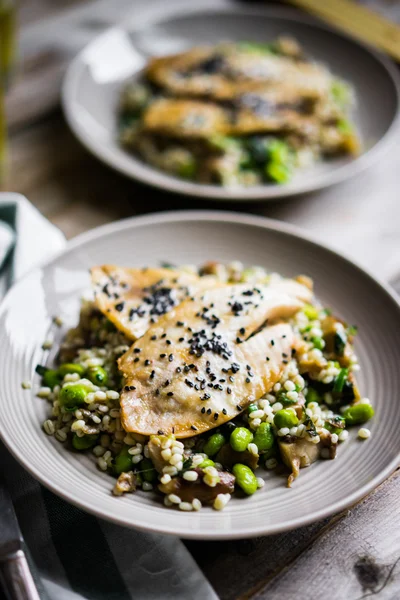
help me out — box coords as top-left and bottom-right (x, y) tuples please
(3, 1), (400, 598)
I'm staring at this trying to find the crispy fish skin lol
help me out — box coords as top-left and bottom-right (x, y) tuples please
(91, 266), (219, 341)
(118, 283), (306, 437)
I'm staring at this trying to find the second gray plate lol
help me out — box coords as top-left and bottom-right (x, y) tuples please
(62, 0), (400, 200)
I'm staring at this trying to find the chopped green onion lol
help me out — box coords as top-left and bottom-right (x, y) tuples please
(333, 368), (348, 393)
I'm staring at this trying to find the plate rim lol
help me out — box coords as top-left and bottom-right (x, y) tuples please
(1, 209), (400, 539)
(61, 1), (400, 202)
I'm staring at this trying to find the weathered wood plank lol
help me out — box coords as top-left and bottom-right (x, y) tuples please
(249, 470), (400, 600)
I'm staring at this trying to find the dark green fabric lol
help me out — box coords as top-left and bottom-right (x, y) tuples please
(42, 490), (130, 600)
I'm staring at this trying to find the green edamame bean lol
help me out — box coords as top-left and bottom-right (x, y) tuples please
(86, 366), (108, 385)
(230, 427), (254, 452)
(311, 337), (324, 350)
(343, 403), (374, 426)
(303, 304), (319, 320)
(274, 409), (299, 430)
(247, 403), (258, 414)
(58, 363), (85, 378)
(42, 369), (61, 389)
(198, 459), (215, 469)
(203, 433), (226, 457)
(253, 423), (275, 452)
(140, 458), (157, 483)
(72, 433), (98, 451)
(59, 384), (88, 410)
(232, 464), (258, 496)
(114, 445), (132, 475)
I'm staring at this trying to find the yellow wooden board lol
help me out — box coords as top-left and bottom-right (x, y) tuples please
(287, 0), (400, 62)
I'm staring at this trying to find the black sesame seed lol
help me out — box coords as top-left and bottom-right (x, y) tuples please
(214, 413), (219, 420)
(129, 385), (136, 390)
(176, 321), (184, 327)
(161, 333), (167, 339)
(115, 302), (125, 312)
(160, 353), (166, 359)
(207, 409), (212, 415)
(202, 393), (211, 400)
(191, 425), (198, 431)
(176, 367), (182, 373)
(246, 365), (251, 371)
(227, 387), (232, 394)
(144, 359), (151, 366)
(134, 348), (141, 354)
(246, 377), (251, 383)
(150, 370), (155, 379)
(164, 380), (170, 387)
(124, 385), (130, 391)
(271, 340), (275, 346)
(166, 340), (172, 345)
(229, 376), (234, 383)
(222, 408), (227, 415)
(266, 357), (270, 361)
(185, 379), (194, 388)
(179, 337), (185, 342)
(151, 335), (157, 341)
(158, 429), (164, 435)
(237, 404), (243, 411)
(169, 354), (174, 362)
(201, 407), (206, 414)
(155, 389), (160, 396)
(134, 357), (140, 363)
(240, 328), (245, 335)
(167, 392), (174, 397)
(236, 337), (242, 344)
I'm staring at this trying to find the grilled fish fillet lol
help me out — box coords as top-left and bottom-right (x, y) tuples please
(142, 97), (321, 139)
(145, 45), (331, 101)
(91, 266), (219, 341)
(119, 284), (303, 437)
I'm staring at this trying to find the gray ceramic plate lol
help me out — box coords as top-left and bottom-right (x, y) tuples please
(62, 0), (400, 201)
(1, 211), (399, 539)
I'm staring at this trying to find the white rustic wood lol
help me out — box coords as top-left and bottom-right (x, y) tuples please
(252, 471), (400, 600)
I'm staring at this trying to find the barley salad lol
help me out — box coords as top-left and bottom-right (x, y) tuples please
(36, 262), (373, 512)
(118, 37), (360, 187)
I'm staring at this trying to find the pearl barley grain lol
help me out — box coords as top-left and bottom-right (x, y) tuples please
(358, 428), (371, 440)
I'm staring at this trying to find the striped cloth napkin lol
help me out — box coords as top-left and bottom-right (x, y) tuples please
(0, 193), (217, 600)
